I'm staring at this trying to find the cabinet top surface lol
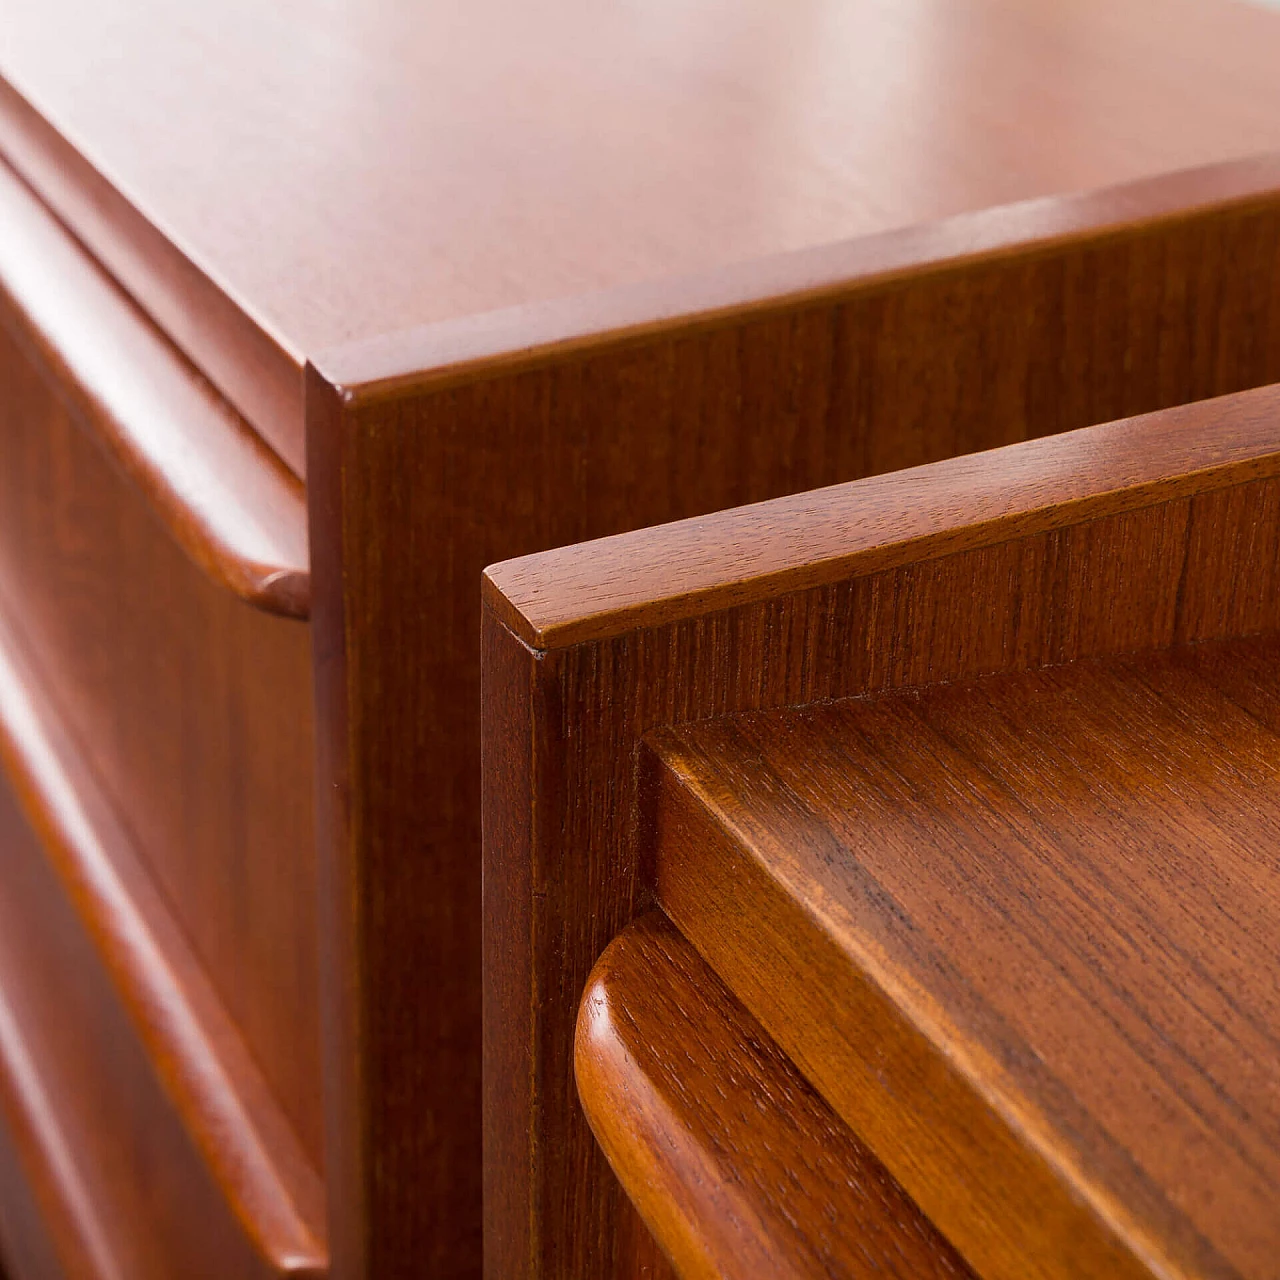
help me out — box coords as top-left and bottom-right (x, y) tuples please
(4, 0), (1280, 367)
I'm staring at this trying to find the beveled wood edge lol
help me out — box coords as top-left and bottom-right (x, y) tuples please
(484, 383), (1280, 649)
(0, 986), (119, 1280)
(0, 157), (310, 619)
(8, 44), (1279, 498)
(576, 911), (973, 1280)
(648, 728), (1168, 1280)
(0, 71), (306, 479)
(0, 605), (328, 1277)
(316, 153), (1280, 401)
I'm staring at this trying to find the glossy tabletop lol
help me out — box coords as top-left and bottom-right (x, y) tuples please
(5, 0), (1280, 470)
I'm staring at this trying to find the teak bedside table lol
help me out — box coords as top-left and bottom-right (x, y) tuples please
(483, 386), (1280, 1280)
(3, 1), (1280, 1277)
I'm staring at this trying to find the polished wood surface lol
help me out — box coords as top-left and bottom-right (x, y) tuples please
(482, 389), (1280, 1280)
(577, 912), (974, 1280)
(487, 383), (1280, 646)
(0, 304), (321, 1172)
(0, 832), (112, 1280)
(6, 0), (1280, 468)
(5, 5), (1280, 1275)
(650, 635), (1280, 1280)
(0, 160), (307, 616)
(329, 182), (1280, 1280)
(0, 610), (324, 1278)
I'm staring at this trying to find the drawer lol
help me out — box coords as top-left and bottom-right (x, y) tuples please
(0, 160), (322, 1275)
(0, 609), (323, 1279)
(0, 162), (319, 1173)
(0, 325), (320, 1167)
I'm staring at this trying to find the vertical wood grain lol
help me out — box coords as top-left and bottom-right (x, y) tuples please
(315, 196), (1280, 1279)
(0, 324), (322, 1172)
(483, 463), (1280, 1278)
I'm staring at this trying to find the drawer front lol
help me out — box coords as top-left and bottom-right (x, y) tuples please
(0, 707), (318, 1279)
(0, 316), (321, 1171)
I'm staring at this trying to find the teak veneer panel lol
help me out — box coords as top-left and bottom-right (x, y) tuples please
(652, 638), (1280, 1280)
(482, 388), (1280, 1280)
(0, 309), (321, 1173)
(391, 183), (1280, 1279)
(0, 611), (325, 1279)
(0, 782), (114, 1280)
(7, 0), (1280, 465)
(576, 912), (973, 1280)
(0, 160), (307, 616)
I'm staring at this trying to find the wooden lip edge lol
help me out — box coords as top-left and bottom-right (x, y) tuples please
(0, 608), (328, 1276)
(574, 912), (971, 1280)
(484, 384), (1280, 650)
(0, 156), (310, 620)
(0, 71), (307, 480)
(317, 153), (1280, 401)
(0, 986), (121, 1280)
(574, 919), (728, 1280)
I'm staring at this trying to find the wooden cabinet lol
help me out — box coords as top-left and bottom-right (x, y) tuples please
(2, 0), (1280, 1276)
(484, 387), (1280, 1279)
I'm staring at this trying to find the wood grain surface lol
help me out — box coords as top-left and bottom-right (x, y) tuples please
(651, 633), (1280, 1280)
(431, 186), (1280, 1278)
(577, 911), (974, 1280)
(0, 790), (113, 1280)
(6, 0), (1280, 464)
(0, 607), (325, 1278)
(486, 383), (1280, 647)
(482, 398), (1280, 1280)
(0, 160), (307, 616)
(0, 319), (322, 1173)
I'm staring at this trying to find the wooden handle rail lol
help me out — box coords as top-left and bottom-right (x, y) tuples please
(576, 912), (975, 1280)
(0, 160), (308, 618)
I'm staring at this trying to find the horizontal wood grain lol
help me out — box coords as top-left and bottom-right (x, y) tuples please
(327, 153), (1280, 399)
(485, 382), (1280, 646)
(651, 634), (1280, 1280)
(0, 607), (325, 1278)
(576, 911), (974, 1280)
(0, 159), (307, 617)
(348, 180), (1280, 1279)
(9, 0), (1280, 463)
(0, 316), (322, 1169)
(482, 405), (1280, 1280)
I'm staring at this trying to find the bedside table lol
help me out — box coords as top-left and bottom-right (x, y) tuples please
(3, 1), (1280, 1276)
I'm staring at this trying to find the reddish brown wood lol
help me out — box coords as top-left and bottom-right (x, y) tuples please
(0, 899), (112, 1280)
(332, 185), (1280, 1280)
(651, 634), (1280, 1280)
(7, 0), (1280, 469)
(0, 160), (307, 616)
(0, 607), (324, 1278)
(0, 316), (321, 1172)
(486, 383), (1280, 647)
(482, 390), (1280, 1280)
(5, 9), (1280, 1274)
(577, 912), (974, 1280)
